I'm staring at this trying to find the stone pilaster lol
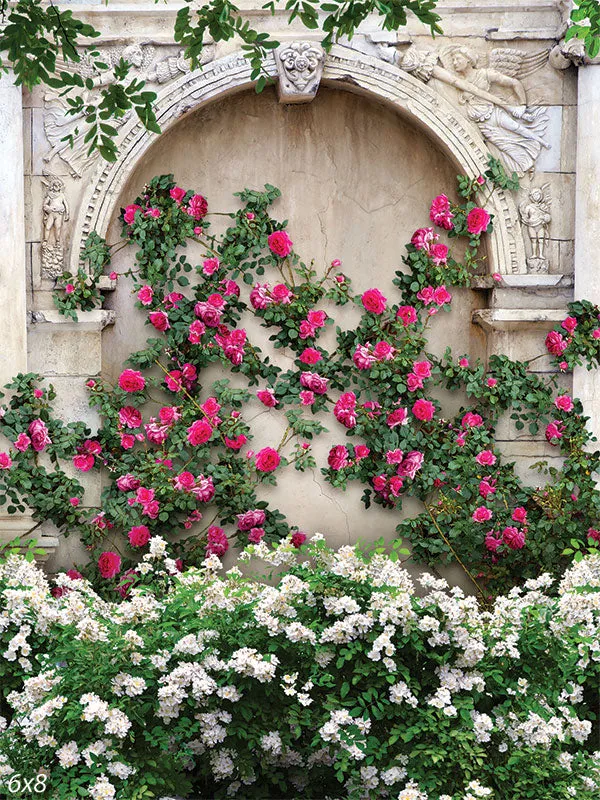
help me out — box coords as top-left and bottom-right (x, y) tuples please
(572, 58), (600, 440)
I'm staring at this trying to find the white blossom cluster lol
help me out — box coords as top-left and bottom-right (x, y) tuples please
(0, 544), (598, 799)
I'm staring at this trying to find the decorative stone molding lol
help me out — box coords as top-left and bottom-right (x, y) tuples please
(274, 41), (325, 103)
(550, 37), (600, 69)
(42, 40), (216, 179)
(68, 46), (527, 276)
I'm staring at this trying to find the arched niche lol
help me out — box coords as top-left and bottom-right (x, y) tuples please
(94, 52), (491, 591)
(70, 44), (525, 277)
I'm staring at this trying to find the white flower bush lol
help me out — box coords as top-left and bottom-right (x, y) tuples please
(0, 536), (599, 799)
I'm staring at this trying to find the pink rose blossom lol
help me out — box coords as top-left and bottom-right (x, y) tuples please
(412, 398), (435, 422)
(387, 407), (408, 428)
(561, 316), (578, 334)
(466, 207), (491, 235)
(502, 526), (525, 549)
(328, 445), (349, 471)
(118, 406), (142, 429)
(250, 284), (271, 310)
(479, 478), (496, 499)
(373, 341), (395, 361)
(65, 284), (75, 295)
(396, 450), (424, 479)
(411, 227), (437, 250)
(268, 230), (293, 258)
(307, 309), (327, 327)
(353, 344), (376, 370)
(14, 433), (31, 452)
(224, 434), (248, 450)
(188, 320), (206, 343)
(187, 419), (213, 446)
(257, 388), (278, 408)
(462, 412), (483, 428)
(459, 358), (470, 368)
(158, 406), (181, 425)
(206, 525), (229, 557)
(300, 372), (328, 395)
(486, 378), (498, 388)
(28, 419), (51, 452)
(407, 373), (424, 392)
(554, 394), (574, 412)
(300, 391), (315, 406)
(397, 305), (418, 326)
(299, 347), (322, 365)
(417, 286), (435, 305)
(0, 452), (12, 469)
(291, 531), (307, 548)
(545, 330), (568, 356)
(587, 527), (600, 543)
(116, 474), (140, 492)
(361, 288), (387, 315)
(221, 279), (240, 297)
(433, 285), (452, 305)
(512, 506), (527, 523)
(430, 243), (448, 266)
(413, 360), (432, 379)
(299, 320), (316, 340)
(248, 527), (265, 543)
(475, 449), (496, 467)
(545, 420), (564, 444)
(69, 497), (80, 507)
(485, 534), (502, 552)
(386, 449), (404, 465)
(202, 257), (220, 276)
(271, 283), (294, 304)
(148, 311), (170, 331)
(472, 506), (493, 523)
(98, 551), (121, 579)
(429, 194), (454, 230)
(120, 434), (135, 450)
(170, 186), (186, 203)
(237, 509), (266, 531)
(355, 445), (370, 460)
(255, 447), (281, 473)
(118, 369), (145, 393)
(187, 194), (208, 220)
(123, 204), (142, 225)
(128, 525), (151, 548)
(137, 285), (153, 306)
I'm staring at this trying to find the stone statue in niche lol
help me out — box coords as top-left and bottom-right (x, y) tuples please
(519, 184), (551, 273)
(42, 41), (215, 178)
(274, 42), (325, 103)
(41, 173), (70, 279)
(386, 44), (550, 175)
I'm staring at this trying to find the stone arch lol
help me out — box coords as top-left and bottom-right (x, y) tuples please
(69, 44), (525, 275)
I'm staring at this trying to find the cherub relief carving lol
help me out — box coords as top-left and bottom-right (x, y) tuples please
(41, 173), (70, 278)
(519, 184), (552, 273)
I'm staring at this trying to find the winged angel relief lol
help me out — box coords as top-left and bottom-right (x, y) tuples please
(43, 42), (215, 178)
(397, 45), (550, 175)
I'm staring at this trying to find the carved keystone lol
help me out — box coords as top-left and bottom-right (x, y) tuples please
(274, 42), (325, 104)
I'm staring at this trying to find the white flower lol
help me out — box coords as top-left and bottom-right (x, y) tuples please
(89, 775), (116, 800)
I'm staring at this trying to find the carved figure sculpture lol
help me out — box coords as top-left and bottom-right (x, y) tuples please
(146, 41), (215, 84)
(396, 45), (550, 175)
(43, 45), (155, 178)
(41, 174), (70, 279)
(519, 184), (551, 273)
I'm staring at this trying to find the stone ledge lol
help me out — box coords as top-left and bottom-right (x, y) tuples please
(29, 309), (116, 331)
(473, 308), (565, 332)
(471, 274), (573, 289)
(0, 515), (59, 564)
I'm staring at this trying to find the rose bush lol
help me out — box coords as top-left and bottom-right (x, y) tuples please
(0, 538), (598, 799)
(0, 169), (599, 599)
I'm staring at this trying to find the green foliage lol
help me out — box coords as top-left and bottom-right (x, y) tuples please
(0, 0), (441, 164)
(568, 0), (600, 59)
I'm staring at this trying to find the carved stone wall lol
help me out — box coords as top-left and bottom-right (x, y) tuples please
(0, 0), (584, 568)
